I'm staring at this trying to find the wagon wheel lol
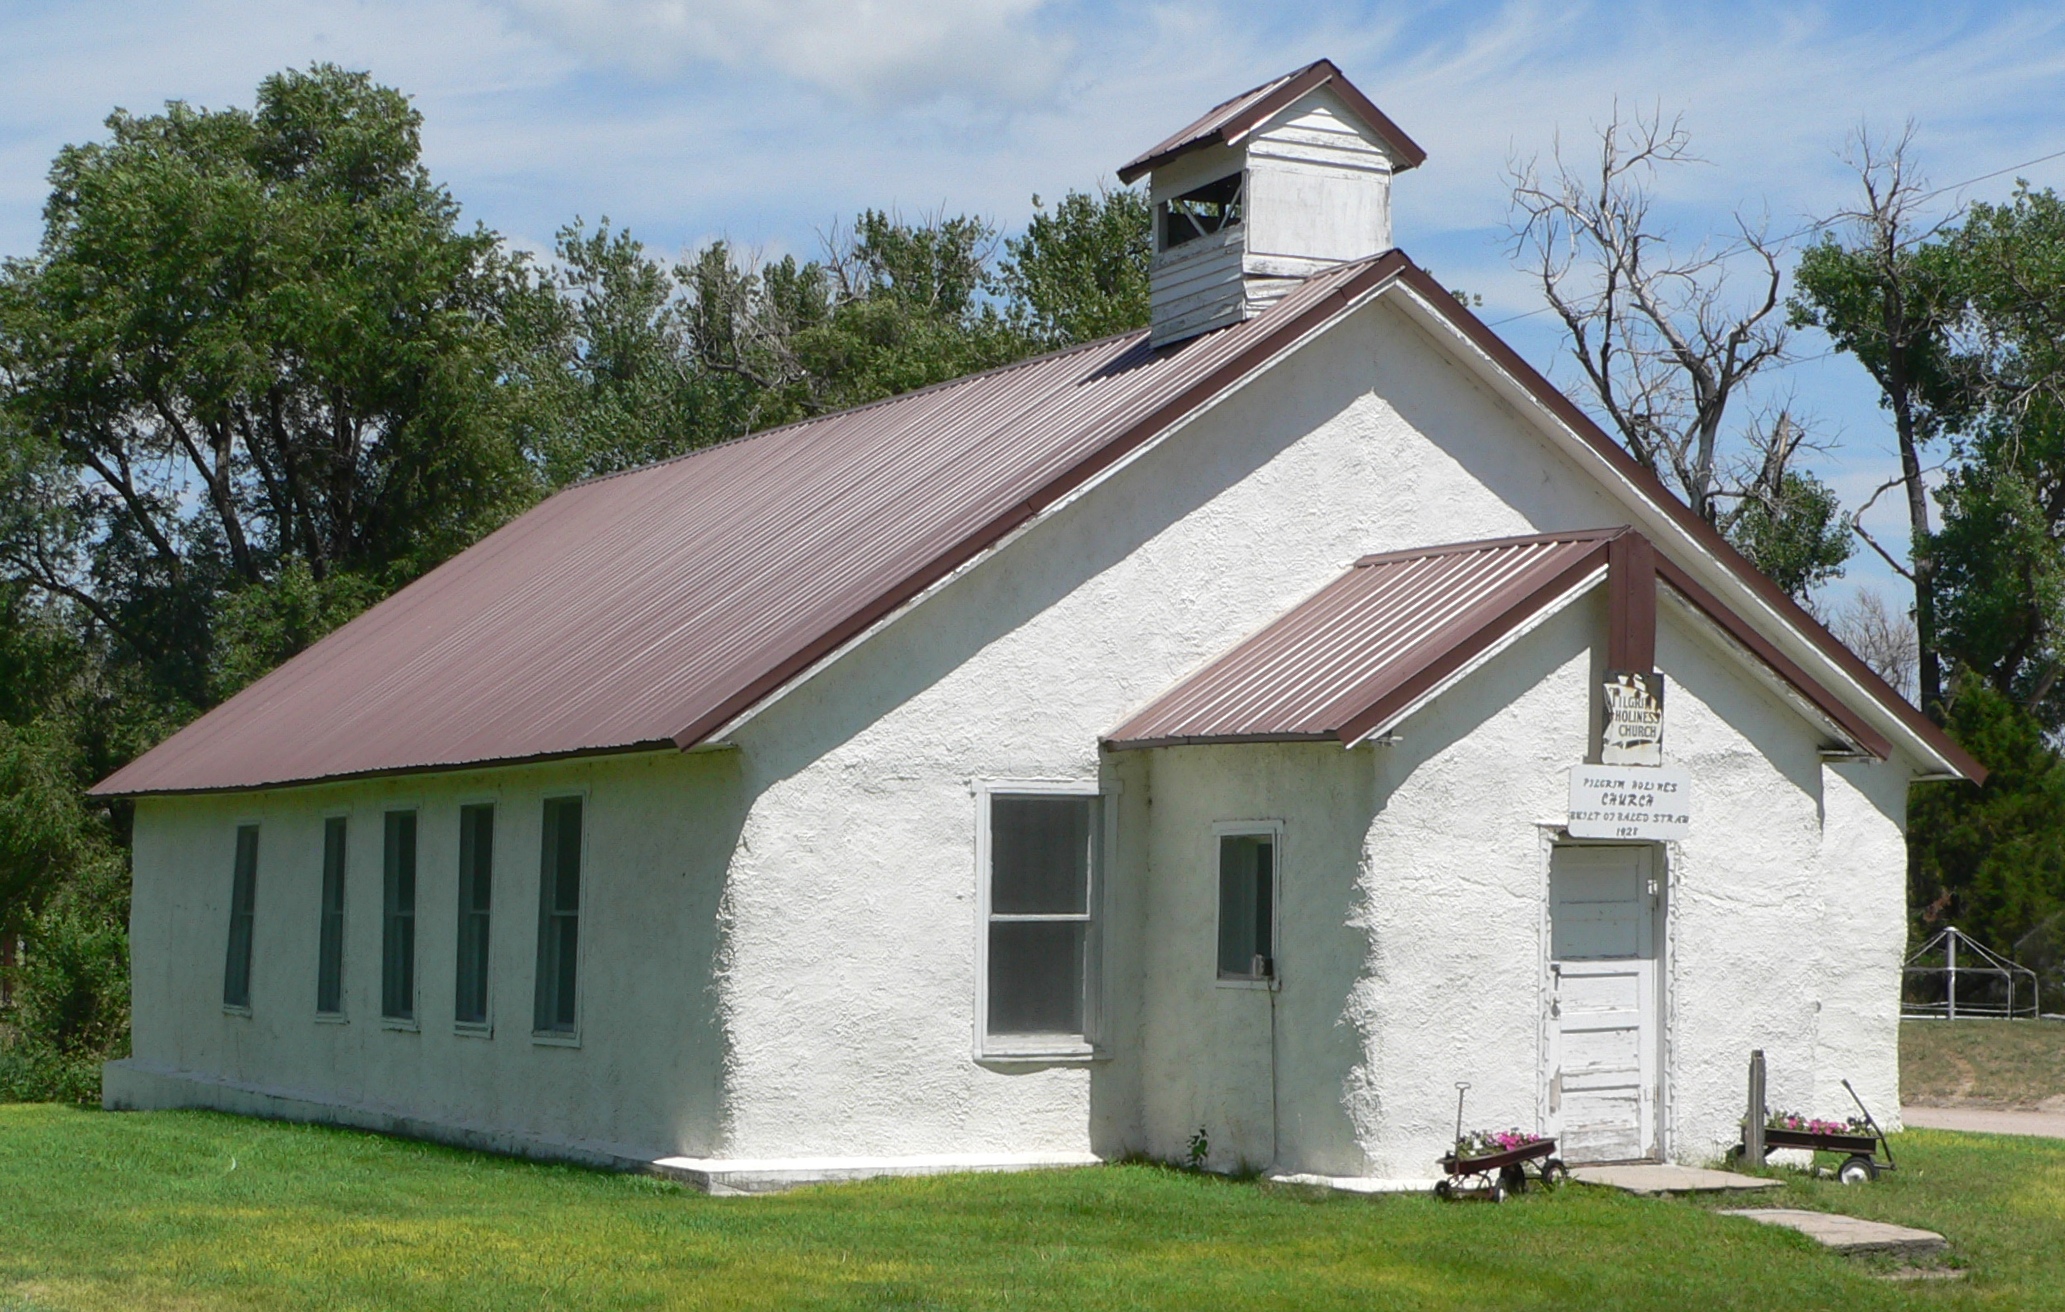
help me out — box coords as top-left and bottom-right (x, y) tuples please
(1838, 1155), (1877, 1185)
(1488, 1182), (1508, 1204)
(1538, 1158), (1568, 1188)
(1435, 1178), (1455, 1200)
(1500, 1164), (1528, 1195)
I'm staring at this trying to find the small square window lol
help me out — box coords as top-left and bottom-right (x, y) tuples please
(1217, 832), (1275, 981)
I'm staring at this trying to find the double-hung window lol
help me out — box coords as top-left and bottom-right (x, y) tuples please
(381, 810), (418, 1022)
(533, 797), (582, 1037)
(222, 825), (260, 1010)
(1216, 827), (1279, 983)
(455, 804), (494, 1029)
(978, 788), (1100, 1057)
(316, 817), (347, 1015)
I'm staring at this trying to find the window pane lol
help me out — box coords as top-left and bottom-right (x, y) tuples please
(534, 797), (581, 1033)
(317, 818), (346, 1014)
(382, 811), (417, 1019)
(223, 825), (259, 1008)
(455, 805), (493, 1025)
(990, 796), (1091, 915)
(987, 921), (1085, 1036)
(1217, 834), (1274, 977)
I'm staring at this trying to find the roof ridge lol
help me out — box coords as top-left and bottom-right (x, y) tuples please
(568, 326), (1156, 492)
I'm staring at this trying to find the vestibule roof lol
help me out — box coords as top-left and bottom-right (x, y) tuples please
(1105, 528), (1898, 756)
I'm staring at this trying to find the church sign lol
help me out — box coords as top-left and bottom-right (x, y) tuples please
(1601, 671), (1665, 766)
(1567, 764), (1691, 841)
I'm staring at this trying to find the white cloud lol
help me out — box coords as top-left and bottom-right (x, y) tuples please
(494, 0), (1071, 106)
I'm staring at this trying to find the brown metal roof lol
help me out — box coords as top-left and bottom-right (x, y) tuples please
(92, 255), (1409, 797)
(91, 241), (1982, 796)
(1107, 531), (1619, 749)
(1116, 58), (1427, 185)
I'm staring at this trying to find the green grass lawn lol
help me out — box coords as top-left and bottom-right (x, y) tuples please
(4, 1107), (2065, 1310)
(1902, 1019), (2065, 1108)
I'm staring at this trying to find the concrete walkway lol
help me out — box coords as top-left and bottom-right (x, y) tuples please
(1721, 1208), (1948, 1260)
(1569, 1163), (1781, 1195)
(1904, 1105), (2065, 1139)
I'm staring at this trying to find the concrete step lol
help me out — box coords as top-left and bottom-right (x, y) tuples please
(1720, 1208), (1948, 1260)
(1568, 1163), (1783, 1195)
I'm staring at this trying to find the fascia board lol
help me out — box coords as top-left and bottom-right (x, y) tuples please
(1377, 277), (1967, 781)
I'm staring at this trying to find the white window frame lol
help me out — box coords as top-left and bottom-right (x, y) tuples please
(531, 788), (590, 1048)
(972, 779), (1111, 1062)
(1211, 819), (1284, 991)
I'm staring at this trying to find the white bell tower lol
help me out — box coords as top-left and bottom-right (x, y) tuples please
(1117, 60), (1425, 346)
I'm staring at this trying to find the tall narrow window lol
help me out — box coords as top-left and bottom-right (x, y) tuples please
(381, 810), (417, 1021)
(1217, 831), (1275, 980)
(455, 804), (494, 1028)
(222, 825), (260, 1009)
(533, 797), (582, 1035)
(983, 793), (1097, 1048)
(316, 817), (347, 1015)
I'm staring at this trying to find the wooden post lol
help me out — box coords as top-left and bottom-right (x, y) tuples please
(1745, 1050), (1766, 1166)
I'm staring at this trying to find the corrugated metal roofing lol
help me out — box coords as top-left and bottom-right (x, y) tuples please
(1107, 532), (1620, 749)
(93, 254), (1408, 797)
(1116, 58), (1428, 185)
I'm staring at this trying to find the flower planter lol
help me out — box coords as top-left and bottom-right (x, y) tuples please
(1436, 1137), (1563, 1201)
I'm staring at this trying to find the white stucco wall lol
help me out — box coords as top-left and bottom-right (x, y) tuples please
(119, 290), (1915, 1178)
(122, 748), (740, 1162)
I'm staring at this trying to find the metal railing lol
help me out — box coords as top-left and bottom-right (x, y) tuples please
(1901, 926), (2040, 1020)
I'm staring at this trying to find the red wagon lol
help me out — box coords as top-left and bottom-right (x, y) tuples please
(1436, 1137), (1566, 1202)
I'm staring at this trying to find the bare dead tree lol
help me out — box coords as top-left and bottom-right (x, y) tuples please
(1831, 587), (1920, 704)
(1793, 124), (1962, 717)
(1508, 105), (1799, 526)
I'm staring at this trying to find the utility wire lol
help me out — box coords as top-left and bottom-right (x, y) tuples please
(1478, 142), (2065, 330)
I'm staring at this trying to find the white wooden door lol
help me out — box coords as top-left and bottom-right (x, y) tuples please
(1545, 845), (1660, 1163)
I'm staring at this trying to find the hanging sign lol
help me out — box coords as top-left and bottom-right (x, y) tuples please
(1601, 671), (1665, 766)
(1568, 764), (1690, 841)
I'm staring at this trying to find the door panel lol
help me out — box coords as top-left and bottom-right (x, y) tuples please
(1546, 846), (1659, 1163)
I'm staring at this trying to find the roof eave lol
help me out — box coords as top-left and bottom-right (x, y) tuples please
(1115, 59), (1426, 185)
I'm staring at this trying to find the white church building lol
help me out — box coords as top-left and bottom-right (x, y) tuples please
(98, 60), (1978, 1192)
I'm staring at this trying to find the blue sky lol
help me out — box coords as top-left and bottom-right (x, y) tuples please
(5, 0), (2065, 609)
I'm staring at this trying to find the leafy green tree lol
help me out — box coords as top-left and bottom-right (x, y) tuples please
(1931, 186), (2065, 723)
(795, 210), (1030, 411)
(1725, 469), (1852, 597)
(994, 187), (1151, 347)
(1908, 677), (2065, 949)
(0, 64), (546, 713)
